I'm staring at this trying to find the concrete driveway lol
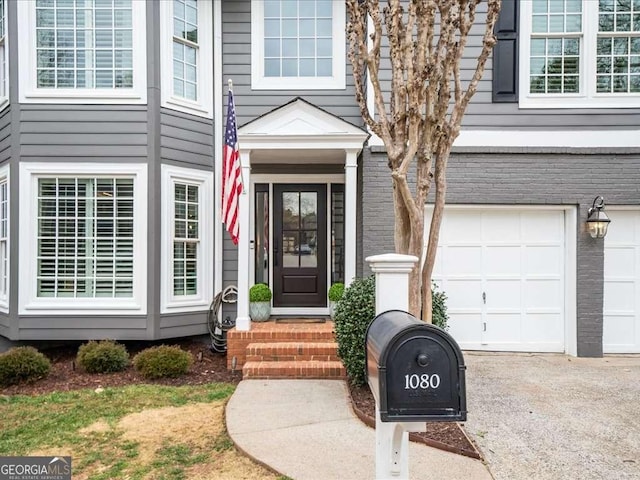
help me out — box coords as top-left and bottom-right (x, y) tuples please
(463, 353), (640, 480)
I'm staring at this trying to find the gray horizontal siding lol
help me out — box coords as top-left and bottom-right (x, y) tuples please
(0, 107), (11, 163)
(19, 105), (148, 161)
(222, 0), (362, 128)
(375, 2), (640, 129)
(16, 316), (148, 341)
(160, 108), (214, 168)
(159, 312), (209, 339)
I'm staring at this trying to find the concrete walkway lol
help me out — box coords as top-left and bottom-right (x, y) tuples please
(226, 379), (492, 480)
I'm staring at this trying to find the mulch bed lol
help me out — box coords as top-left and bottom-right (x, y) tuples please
(1, 339), (480, 459)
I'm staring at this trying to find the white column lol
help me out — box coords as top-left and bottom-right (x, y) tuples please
(344, 149), (358, 286)
(366, 253), (419, 480)
(366, 253), (417, 314)
(235, 150), (251, 331)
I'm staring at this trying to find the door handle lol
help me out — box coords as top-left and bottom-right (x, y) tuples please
(482, 292), (486, 304)
(274, 239), (278, 267)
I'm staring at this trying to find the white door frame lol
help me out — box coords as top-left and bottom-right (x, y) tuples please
(251, 174), (345, 316)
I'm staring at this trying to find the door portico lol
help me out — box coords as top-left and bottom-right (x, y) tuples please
(229, 98), (368, 330)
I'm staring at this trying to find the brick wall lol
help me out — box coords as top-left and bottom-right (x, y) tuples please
(360, 148), (640, 357)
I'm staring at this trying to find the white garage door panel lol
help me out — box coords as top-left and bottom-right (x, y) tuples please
(431, 208), (566, 353)
(604, 210), (640, 353)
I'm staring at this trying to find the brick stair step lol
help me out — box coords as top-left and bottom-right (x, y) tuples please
(228, 329), (335, 342)
(245, 341), (340, 362)
(242, 360), (346, 379)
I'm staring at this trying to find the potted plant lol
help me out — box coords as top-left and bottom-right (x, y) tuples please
(249, 283), (272, 322)
(328, 282), (345, 320)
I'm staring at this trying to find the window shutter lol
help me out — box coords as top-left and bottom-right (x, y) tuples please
(492, 0), (519, 103)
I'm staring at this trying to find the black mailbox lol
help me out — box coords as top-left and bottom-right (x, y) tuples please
(366, 310), (467, 422)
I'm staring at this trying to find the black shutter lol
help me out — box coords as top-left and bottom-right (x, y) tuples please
(492, 0), (519, 103)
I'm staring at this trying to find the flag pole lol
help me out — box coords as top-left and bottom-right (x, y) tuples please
(227, 79), (246, 195)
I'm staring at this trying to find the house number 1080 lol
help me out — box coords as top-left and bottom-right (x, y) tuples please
(404, 373), (441, 390)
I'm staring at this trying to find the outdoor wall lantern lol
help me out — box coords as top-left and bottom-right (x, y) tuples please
(586, 196), (611, 239)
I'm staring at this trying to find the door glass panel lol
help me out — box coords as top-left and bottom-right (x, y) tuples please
(282, 192), (299, 229)
(283, 231), (299, 267)
(281, 190), (319, 269)
(254, 187), (269, 285)
(300, 229), (317, 267)
(300, 192), (317, 229)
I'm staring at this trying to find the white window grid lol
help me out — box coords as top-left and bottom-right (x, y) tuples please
(173, 182), (199, 296)
(596, 0), (640, 93)
(529, 0), (583, 94)
(0, 178), (7, 304)
(263, 0), (333, 78)
(173, 0), (198, 101)
(36, 177), (134, 299)
(35, 0), (134, 89)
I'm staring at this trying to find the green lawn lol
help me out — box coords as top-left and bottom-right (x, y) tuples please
(0, 383), (286, 480)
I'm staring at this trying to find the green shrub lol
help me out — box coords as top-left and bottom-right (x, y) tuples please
(333, 276), (376, 387)
(76, 340), (129, 373)
(249, 283), (272, 302)
(0, 346), (51, 386)
(333, 277), (451, 387)
(432, 283), (450, 331)
(133, 345), (193, 379)
(328, 282), (345, 302)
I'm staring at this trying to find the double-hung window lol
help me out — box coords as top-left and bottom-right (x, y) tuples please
(161, 165), (213, 313)
(0, 165), (8, 312)
(251, 0), (346, 90)
(17, 0), (146, 103)
(160, 0), (213, 117)
(19, 163), (147, 314)
(520, 0), (640, 108)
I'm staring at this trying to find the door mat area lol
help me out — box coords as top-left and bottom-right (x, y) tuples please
(274, 318), (327, 324)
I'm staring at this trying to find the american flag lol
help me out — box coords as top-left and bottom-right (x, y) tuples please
(222, 87), (243, 245)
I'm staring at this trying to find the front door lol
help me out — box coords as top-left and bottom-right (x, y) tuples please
(273, 184), (327, 307)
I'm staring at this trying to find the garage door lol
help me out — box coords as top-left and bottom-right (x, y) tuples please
(604, 210), (640, 353)
(431, 209), (566, 352)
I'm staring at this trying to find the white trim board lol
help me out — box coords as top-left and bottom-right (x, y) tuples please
(367, 129), (640, 148)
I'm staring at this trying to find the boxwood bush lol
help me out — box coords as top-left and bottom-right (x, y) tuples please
(133, 345), (193, 379)
(76, 340), (130, 373)
(333, 276), (376, 387)
(333, 277), (449, 387)
(0, 346), (51, 386)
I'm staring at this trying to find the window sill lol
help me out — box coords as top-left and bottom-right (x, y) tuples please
(161, 298), (211, 314)
(163, 97), (212, 118)
(519, 94), (640, 109)
(251, 76), (346, 91)
(20, 90), (147, 105)
(19, 299), (146, 316)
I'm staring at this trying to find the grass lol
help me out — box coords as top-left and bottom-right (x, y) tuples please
(0, 383), (281, 479)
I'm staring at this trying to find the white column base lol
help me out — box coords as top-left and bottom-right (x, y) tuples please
(235, 316), (251, 331)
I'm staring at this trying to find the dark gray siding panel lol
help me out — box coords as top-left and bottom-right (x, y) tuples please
(0, 107), (11, 163)
(160, 108), (214, 168)
(16, 316), (148, 340)
(19, 105), (148, 161)
(361, 147), (640, 357)
(159, 312), (209, 338)
(222, 0), (362, 128)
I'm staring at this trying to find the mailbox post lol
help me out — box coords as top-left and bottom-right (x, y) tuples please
(365, 254), (467, 480)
